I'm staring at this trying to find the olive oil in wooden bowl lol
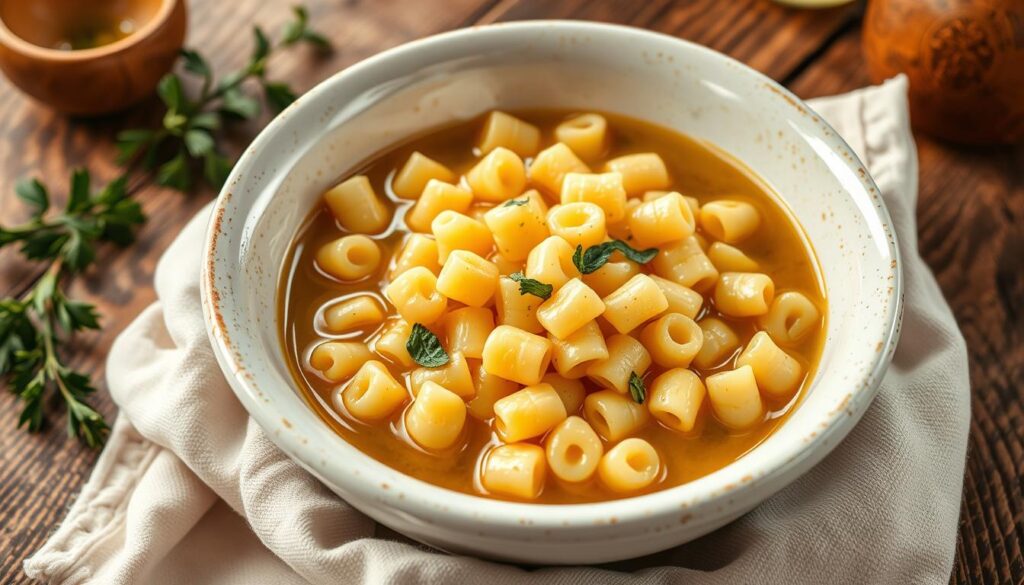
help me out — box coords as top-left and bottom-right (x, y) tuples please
(0, 0), (187, 115)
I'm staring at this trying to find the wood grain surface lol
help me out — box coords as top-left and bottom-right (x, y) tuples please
(0, 1), (1019, 583)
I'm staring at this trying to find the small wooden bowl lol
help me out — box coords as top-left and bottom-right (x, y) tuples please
(0, 0), (186, 116)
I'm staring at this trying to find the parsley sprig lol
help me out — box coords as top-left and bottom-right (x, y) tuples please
(0, 172), (145, 447)
(116, 6), (330, 192)
(572, 240), (659, 275)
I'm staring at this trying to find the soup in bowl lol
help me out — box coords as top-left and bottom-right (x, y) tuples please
(203, 21), (901, 564)
(281, 110), (827, 503)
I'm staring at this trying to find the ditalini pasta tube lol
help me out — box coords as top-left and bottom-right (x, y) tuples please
(529, 142), (591, 194)
(482, 444), (547, 499)
(583, 389), (649, 442)
(493, 383), (567, 442)
(598, 438), (661, 492)
(545, 416), (603, 483)
(736, 331), (804, 399)
(405, 381), (467, 450)
(392, 152), (455, 200)
(482, 325), (554, 385)
(316, 235), (381, 281)
(323, 175), (391, 234)
(339, 361), (408, 422)
(706, 366), (764, 429)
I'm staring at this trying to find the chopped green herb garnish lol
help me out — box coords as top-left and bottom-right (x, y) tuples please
(628, 372), (646, 404)
(406, 323), (449, 368)
(508, 272), (553, 300)
(503, 197), (530, 207)
(572, 240), (659, 274)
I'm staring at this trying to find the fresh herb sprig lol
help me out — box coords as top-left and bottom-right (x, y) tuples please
(116, 6), (330, 192)
(628, 371), (646, 404)
(508, 272), (553, 300)
(502, 197), (529, 207)
(572, 240), (659, 275)
(0, 172), (145, 446)
(407, 324), (449, 368)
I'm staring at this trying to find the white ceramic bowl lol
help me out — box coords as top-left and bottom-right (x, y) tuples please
(201, 21), (902, 564)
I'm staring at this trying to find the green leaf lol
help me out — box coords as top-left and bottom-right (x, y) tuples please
(156, 151), (192, 191)
(163, 111), (189, 134)
(572, 240), (659, 275)
(180, 48), (211, 79)
(67, 399), (110, 448)
(20, 231), (66, 261)
(190, 111), (221, 131)
(95, 175), (129, 206)
(628, 371), (646, 405)
(263, 82), (297, 113)
(156, 74), (184, 111)
(95, 177), (144, 246)
(184, 129), (215, 157)
(60, 369), (109, 448)
(15, 178), (49, 217)
(221, 89), (260, 119)
(508, 272), (553, 300)
(0, 300), (35, 376)
(301, 30), (331, 51)
(67, 169), (91, 213)
(64, 300), (100, 331)
(252, 26), (271, 63)
(503, 197), (529, 207)
(61, 229), (96, 272)
(32, 270), (58, 316)
(282, 6), (307, 45)
(16, 377), (44, 432)
(98, 201), (145, 246)
(203, 151), (233, 188)
(115, 129), (155, 165)
(406, 323), (449, 368)
(283, 6), (330, 50)
(141, 136), (165, 170)
(217, 70), (248, 94)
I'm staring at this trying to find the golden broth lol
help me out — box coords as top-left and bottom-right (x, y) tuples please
(279, 111), (826, 504)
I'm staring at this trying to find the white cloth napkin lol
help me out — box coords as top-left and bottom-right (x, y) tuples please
(25, 75), (971, 584)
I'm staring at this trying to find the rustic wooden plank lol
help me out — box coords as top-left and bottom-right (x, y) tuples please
(787, 29), (1024, 585)
(479, 0), (859, 81)
(2, 2), (1016, 583)
(0, 0), (493, 581)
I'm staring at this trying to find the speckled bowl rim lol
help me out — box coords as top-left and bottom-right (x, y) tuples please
(202, 21), (903, 537)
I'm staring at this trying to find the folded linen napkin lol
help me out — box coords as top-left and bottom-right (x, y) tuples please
(24, 75), (970, 584)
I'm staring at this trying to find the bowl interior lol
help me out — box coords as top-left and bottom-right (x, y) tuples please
(205, 22), (899, 542)
(0, 0), (162, 50)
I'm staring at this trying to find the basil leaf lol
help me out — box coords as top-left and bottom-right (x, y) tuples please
(406, 323), (449, 368)
(508, 272), (553, 300)
(628, 371), (646, 404)
(573, 240), (658, 274)
(503, 197), (529, 207)
(611, 240), (659, 264)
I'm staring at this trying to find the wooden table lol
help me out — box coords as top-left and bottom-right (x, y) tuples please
(1, 1), (1020, 582)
